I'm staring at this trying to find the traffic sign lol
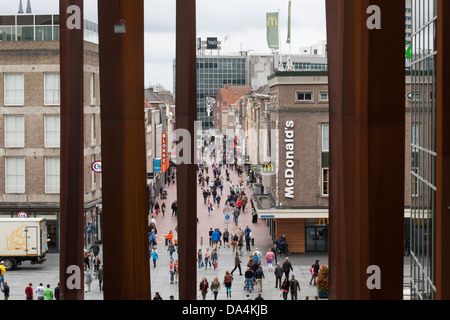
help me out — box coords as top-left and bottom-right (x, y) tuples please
(91, 160), (102, 173)
(223, 205), (232, 215)
(224, 213), (231, 225)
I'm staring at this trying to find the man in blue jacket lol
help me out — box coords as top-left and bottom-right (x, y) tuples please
(211, 228), (221, 248)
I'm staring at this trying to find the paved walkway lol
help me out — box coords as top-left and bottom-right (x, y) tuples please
(2, 156), (329, 300)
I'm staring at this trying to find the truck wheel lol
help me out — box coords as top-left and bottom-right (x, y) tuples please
(2, 257), (16, 271)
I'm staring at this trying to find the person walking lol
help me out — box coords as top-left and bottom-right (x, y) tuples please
(89, 241), (100, 259)
(211, 229), (220, 248)
(233, 206), (240, 226)
(255, 266), (265, 293)
(1, 282), (9, 300)
(98, 265), (103, 291)
(154, 201), (160, 216)
(274, 263), (283, 289)
(244, 226), (252, 251)
(161, 202), (166, 217)
(208, 201), (213, 215)
(290, 275), (301, 300)
(223, 271), (234, 298)
(310, 260), (320, 285)
(210, 276), (221, 300)
(171, 200), (177, 217)
(265, 248), (275, 272)
(199, 277), (209, 300)
(167, 240), (175, 260)
(216, 195), (221, 207)
(54, 283), (60, 300)
(204, 248), (211, 270)
(149, 229), (157, 249)
(84, 270), (93, 293)
(244, 267), (254, 292)
(25, 283), (33, 300)
(230, 252), (242, 276)
(169, 260), (175, 284)
(35, 283), (45, 300)
(222, 228), (229, 248)
(282, 257), (294, 279)
(197, 249), (203, 270)
(173, 260), (179, 283)
(151, 249), (159, 269)
(0, 261), (5, 289)
(211, 248), (218, 270)
(43, 284), (53, 300)
(231, 233), (239, 252)
(281, 278), (290, 300)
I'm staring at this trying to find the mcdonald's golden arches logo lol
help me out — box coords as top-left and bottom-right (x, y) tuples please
(263, 162), (275, 173)
(267, 15), (278, 27)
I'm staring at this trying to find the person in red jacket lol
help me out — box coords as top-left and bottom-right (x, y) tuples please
(25, 283), (33, 300)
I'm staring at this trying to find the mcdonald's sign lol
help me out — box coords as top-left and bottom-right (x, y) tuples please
(266, 12), (279, 50)
(263, 162), (275, 174)
(267, 15), (278, 26)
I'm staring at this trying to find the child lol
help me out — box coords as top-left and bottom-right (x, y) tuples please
(151, 249), (159, 268)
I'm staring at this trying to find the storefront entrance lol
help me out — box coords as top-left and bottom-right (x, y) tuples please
(306, 224), (329, 252)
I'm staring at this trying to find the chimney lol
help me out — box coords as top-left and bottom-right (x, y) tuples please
(18, 0), (24, 14)
(26, 0), (32, 14)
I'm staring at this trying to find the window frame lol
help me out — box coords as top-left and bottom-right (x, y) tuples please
(5, 157), (26, 194)
(295, 90), (314, 103)
(319, 90), (329, 102)
(44, 73), (61, 106)
(44, 114), (61, 148)
(4, 115), (25, 148)
(45, 157), (60, 194)
(4, 73), (25, 106)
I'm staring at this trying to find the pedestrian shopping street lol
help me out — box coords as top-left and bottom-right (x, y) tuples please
(2, 152), (328, 301)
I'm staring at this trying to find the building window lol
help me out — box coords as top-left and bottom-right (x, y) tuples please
(319, 91), (329, 102)
(5, 157), (25, 194)
(45, 157), (60, 194)
(90, 73), (95, 106)
(4, 115), (25, 148)
(44, 115), (60, 148)
(321, 123), (329, 196)
(322, 168), (329, 196)
(4, 73), (24, 106)
(44, 73), (60, 105)
(322, 124), (329, 152)
(91, 114), (96, 146)
(295, 91), (313, 102)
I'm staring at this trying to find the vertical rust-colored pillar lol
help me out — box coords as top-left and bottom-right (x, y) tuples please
(435, 0), (450, 300)
(59, 0), (85, 300)
(176, 0), (198, 300)
(98, 0), (150, 299)
(326, 0), (405, 299)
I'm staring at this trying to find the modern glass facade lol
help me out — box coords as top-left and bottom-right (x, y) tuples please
(0, 14), (98, 44)
(196, 55), (247, 129)
(409, 0), (437, 300)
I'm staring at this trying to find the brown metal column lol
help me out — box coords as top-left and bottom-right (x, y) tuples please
(326, 0), (405, 299)
(175, 0), (198, 300)
(98, 0), (151, 299)
(59, 0), (85, 300)
(435, 0), (450, 300)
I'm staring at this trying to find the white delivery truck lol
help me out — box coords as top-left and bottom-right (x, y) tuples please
(0, 218), (48, 271)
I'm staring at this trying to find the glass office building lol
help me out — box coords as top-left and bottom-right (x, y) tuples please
(409, 0), (437, 300)
(173, 55), (247, 129)
(197, 55), (247, 129)
(0, 14), (98, 44)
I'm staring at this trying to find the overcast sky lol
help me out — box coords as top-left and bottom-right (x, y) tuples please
(2, 0), (327, 91)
